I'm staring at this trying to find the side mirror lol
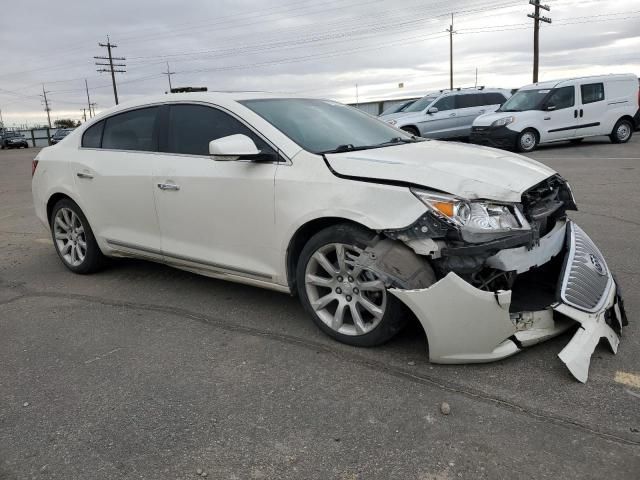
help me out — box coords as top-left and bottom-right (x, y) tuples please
(209, 134), (262, 161)
(427, 107), (439, 114)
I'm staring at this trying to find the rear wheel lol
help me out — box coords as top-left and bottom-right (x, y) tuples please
(610, 119), (633, 144)
(296, 224), (408, 347)
(50, 199), (105, 274)
(516, 129), (538, 152)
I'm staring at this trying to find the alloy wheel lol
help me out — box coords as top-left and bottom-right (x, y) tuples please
(304, 242), (387, 336)
(53, 208), (87, 267)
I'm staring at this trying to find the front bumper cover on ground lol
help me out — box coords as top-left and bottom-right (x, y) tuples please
(389, 220), (627, 382)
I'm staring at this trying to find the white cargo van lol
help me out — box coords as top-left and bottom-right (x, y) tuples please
(470, 74), (639, 152)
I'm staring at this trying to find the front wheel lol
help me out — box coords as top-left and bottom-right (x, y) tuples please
(610, 119), (633, 144)
(50, 199), (105, 274)
(516, 129), (538, 152)
(401, 126), (420, 137)
(296, 224), (408, 347)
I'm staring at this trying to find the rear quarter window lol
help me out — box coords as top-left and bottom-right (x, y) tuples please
(81, 121), (104, 148)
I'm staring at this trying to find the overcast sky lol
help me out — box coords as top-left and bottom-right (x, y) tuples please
(0, 0), (638, 126)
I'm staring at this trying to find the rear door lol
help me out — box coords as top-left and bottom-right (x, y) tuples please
(152, 103), (280, 281)
(451, 94), (482, 137)
(72, 107), (162, 255)
(577, 82), (607, 137)
(540, 86), (578, 142)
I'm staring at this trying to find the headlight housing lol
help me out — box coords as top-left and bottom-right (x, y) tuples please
(490, 116), (515, 128)
(411, 189), (528, 239)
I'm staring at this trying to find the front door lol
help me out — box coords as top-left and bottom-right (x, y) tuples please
(152, 103), (280, 282)
(418, 96), (458, 138)
(541, 86), (578, 142)
(71, 107), (162, 254)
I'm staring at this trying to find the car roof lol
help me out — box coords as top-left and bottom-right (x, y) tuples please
(518, 73), (638, 91)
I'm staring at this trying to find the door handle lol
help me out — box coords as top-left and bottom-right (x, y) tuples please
(574, 110), (578, 118)
(157, 183), (180, 191)
(580, 109), (584, 117)
(449, 113), (456, 117)
(76, 172), (94, 179)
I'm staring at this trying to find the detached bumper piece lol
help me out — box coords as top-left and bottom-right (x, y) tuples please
(389, 221), (626, 383)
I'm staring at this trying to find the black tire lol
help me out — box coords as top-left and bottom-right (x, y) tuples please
(610, 118), (633, 144)
(401, 126), (420, 137)
(296, 223), (410, 347)
(515, 129), (539, 152)
(569, 138), (584, 144)
(49, 198), (106, 274)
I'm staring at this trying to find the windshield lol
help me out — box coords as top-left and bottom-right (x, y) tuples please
(241, 98), (417, 154)
(380, 100), (415, 116)
(499, 89), (550, 112)
(404, 93), (440, 113)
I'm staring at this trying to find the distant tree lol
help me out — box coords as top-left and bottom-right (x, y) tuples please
(53, 119), (77, 128)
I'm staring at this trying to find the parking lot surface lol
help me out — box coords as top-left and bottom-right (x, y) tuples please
(1, 138), (639, 479)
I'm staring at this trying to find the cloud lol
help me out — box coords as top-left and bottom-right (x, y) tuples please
(1, 0), (638, 125)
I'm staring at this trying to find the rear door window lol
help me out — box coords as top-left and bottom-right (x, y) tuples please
(455, 94), (478, 109)
(483, 93), (507, 105)
(102, 107), (159, 152)
(580, 83), (605, 104)
(165, 104), (272, 156)
(81, 121), (104, 148)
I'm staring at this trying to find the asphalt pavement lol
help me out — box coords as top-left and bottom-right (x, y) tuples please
(1, 137), (639, 479)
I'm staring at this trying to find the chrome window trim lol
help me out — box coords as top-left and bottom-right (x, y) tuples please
(78, 100), (292, 165)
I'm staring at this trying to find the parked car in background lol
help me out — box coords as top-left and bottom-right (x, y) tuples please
(379, 99), (417, 117)
(379, 87), (511, 139)
(1, 131), (29, 149)
(470, 74), (639, 152)
(31, 92), (626, 382)
(51, 128), (75, 145)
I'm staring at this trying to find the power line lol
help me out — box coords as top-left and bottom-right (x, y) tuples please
(528, 0), (552, 83)
(94, 36), (126, 105)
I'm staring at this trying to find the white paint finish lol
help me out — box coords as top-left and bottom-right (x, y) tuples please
(474, 73), (639, 145)
(390, 273), (519, 363)
(486, 219), (566, 273)
(69, 149), (162, 251)
(555, 282), (621, 383)
(152, 152), (281, 281)
(325, 140), (555, 202)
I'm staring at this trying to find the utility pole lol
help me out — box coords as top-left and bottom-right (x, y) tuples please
(94, 36), (126, 105)
(162, 62), (175, 91)
(81, 108), (87, 122)
(90, 102), (97, 117)
(528, 0), (551, 83)
(40, 85), (52, 128)
(85, 79), (93, 118)
(446, 13), (456, 90)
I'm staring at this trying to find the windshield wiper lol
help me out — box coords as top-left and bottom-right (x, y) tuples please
(321, 136), (422, 154)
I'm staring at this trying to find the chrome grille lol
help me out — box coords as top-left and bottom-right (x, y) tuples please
(560, 223), (612, 312)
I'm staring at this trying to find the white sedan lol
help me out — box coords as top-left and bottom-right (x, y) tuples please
(31, 92), (627, 382)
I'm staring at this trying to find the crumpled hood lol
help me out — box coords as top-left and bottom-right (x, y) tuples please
(324, 140), (556, 202)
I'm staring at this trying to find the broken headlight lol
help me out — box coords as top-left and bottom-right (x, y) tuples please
(411, 189), (527, 237)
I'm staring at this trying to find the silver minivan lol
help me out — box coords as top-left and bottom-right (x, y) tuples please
(380, 88), (511, 139)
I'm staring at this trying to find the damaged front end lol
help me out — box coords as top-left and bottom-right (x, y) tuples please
(362, 175), (628, 382)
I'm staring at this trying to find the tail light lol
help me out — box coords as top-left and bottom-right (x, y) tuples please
(31, 159), (39, 177)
